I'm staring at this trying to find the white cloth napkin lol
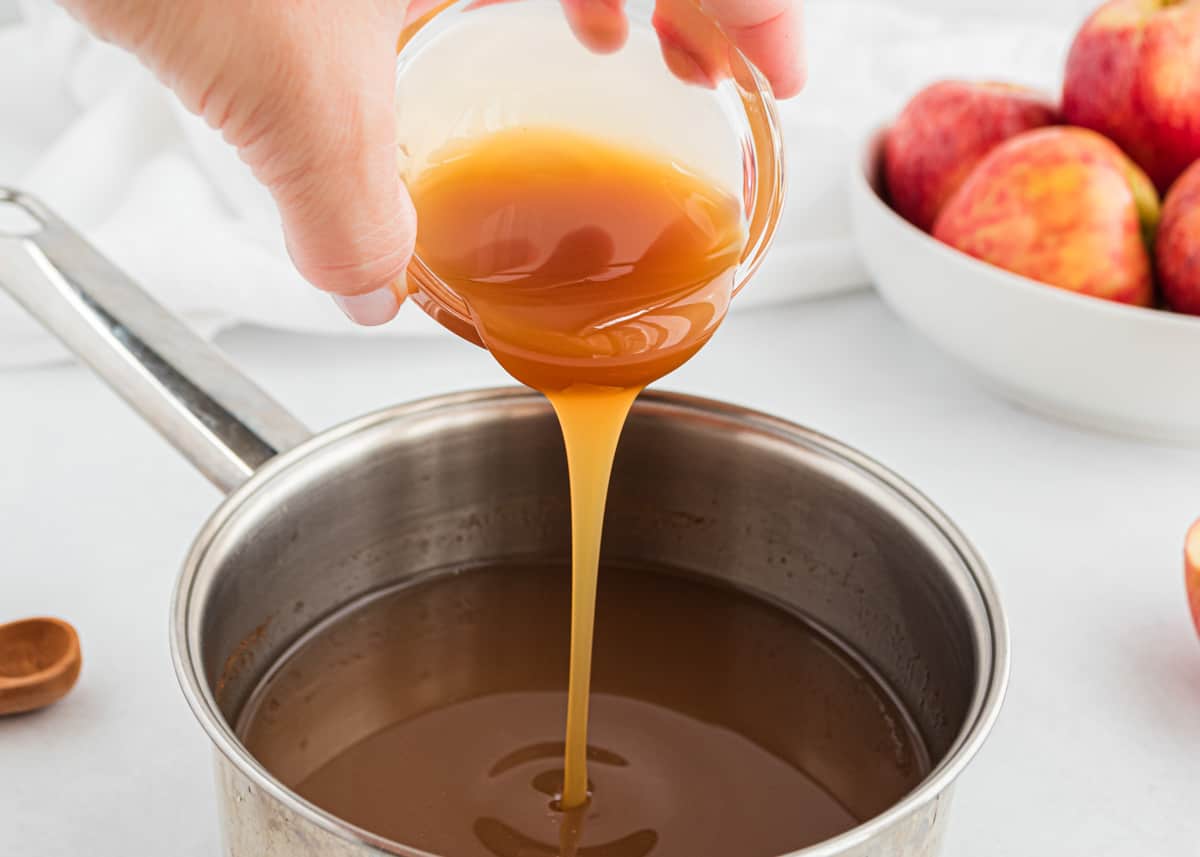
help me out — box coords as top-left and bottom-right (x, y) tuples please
(0, 0), (1075, 367)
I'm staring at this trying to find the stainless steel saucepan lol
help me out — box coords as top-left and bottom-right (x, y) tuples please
(0, 189), (1008, 857)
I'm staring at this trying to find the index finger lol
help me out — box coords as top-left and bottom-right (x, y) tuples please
(703, 0), (805, 97)
(561, 0), (629, 53)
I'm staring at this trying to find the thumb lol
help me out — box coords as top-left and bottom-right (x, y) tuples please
(230, 12), (415, 325)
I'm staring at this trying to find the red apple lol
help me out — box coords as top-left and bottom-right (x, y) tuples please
(1062, 0), (1200, 193)
(1157, 160), (1200, 314)
(933, 127), (1160, 306)
(885, 81), (1058, 232)
(1185, 518), (1200, 638)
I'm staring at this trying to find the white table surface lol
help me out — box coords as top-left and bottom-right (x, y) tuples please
(2, 291), (1198, 856)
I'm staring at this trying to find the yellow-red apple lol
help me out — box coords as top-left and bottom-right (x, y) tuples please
(933, 127), (1159, 306)
(1157, 160), (1200, 314)
(1185, 518), (1200, 637)
(1062, 0), (1200, 193)
(885, 81), (1058, 232)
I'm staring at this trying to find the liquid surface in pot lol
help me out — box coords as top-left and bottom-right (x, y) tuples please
(239, 562), (930, 857)
(409, 128), (745, 808)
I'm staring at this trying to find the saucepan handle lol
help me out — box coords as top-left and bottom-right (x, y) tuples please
(0, 188), (312, 494)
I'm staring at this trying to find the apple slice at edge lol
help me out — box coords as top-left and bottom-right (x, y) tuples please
(1185, 519), (1200, 638)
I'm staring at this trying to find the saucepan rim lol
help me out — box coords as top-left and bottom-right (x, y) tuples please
(170, 387), (1010, 857)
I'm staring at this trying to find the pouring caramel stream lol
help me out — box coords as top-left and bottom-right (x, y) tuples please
(410, 127), (745, 808)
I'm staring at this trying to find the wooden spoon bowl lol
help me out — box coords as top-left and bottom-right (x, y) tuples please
(0, 617), (82, 716)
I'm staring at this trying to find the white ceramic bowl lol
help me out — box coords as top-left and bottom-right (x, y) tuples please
(849, 125), (1200, 446)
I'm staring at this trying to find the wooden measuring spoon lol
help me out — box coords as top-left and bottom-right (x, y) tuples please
(0, 617), (82, 716)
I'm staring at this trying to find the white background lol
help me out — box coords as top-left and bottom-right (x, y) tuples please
(898, 0), (1093, 20)
(0, 0), (1102, 22)
(3, 0), (1200, 855)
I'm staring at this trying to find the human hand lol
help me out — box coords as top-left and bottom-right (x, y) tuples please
(58, 0), (805, 326)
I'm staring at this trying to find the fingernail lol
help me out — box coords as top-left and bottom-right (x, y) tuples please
(771, 61), (807, 99)
(566, 0), (628, 54)
(659, 36), (717, 89)
(333, 285), (401, 326)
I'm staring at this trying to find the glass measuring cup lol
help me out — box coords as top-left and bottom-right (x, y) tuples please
(395, 0), (786, 350)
